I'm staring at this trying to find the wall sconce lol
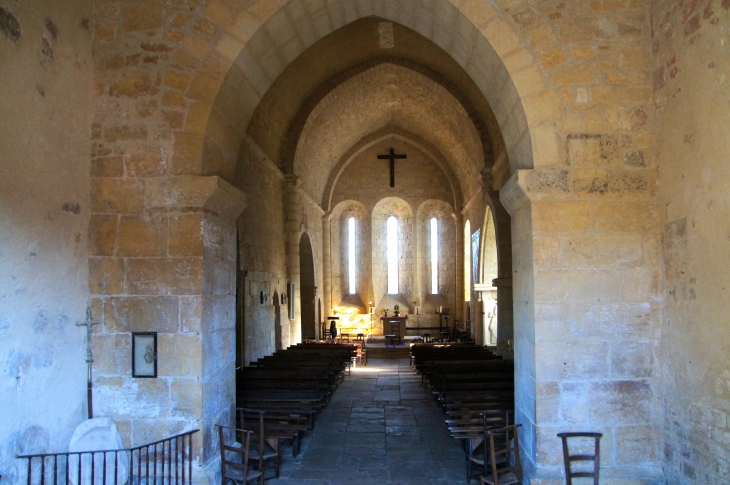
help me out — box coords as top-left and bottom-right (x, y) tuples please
(281, 293), (287, 304)
(260, 291), (268, 304)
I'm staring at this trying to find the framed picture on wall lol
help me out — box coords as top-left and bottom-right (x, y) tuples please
(132, 332), (157, 378)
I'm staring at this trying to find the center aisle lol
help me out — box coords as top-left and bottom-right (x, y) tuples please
(267, 356), (469, 484)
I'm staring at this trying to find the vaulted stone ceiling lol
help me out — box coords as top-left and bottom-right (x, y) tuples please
(294, 62), (483, 205)
(241, 17), (506, 204)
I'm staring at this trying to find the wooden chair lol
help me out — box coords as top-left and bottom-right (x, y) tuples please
(557, 432), (602, 485)
(238, 408), (280, 481)
(352, 342), (367, 366)
(217, 425), (263, 485)
(479, 424), (522, 485)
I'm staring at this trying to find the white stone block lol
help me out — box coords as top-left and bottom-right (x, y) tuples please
(68, 418), (129, 485)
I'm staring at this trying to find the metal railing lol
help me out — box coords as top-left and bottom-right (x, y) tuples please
(16, 429), (199, 485)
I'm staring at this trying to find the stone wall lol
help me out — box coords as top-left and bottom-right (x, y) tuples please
(328, 138), (458, 317)
(89, 175), (244, 479)
(0, 1), (93, 480)
(372, 198), (414, 309)
(298, 187), (325, 339)
(235, 137), (286, 357)
(332, 202), (370, 311)
(651, 1), (730, 483)
(416, 200), (457, 313)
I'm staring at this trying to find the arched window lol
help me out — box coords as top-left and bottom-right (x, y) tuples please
(387, 216), (398, 294)
(430, 217), (438, 294)
(348, 217), (356, 294)
(464, 220), (471, 302)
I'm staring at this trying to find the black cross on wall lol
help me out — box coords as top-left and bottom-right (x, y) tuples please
(377, 148), (407, 187)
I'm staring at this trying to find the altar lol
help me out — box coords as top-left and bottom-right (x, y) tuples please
(380, 315), (408, 338)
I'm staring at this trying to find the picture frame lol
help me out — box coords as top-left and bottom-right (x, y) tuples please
(132, 332), (157, 378)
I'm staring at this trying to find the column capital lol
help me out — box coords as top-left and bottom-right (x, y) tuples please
(499, 169), (571, 215)
(480, 169), (493, 190)
(283, 174), (300, 187)
(144, 176), (246, 221)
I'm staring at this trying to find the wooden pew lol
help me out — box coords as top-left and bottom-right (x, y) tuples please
(408, 344), (515, 482)
(236, 342), (356, 457)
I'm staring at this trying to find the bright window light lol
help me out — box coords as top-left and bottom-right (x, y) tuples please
(387, 216), (398, 294)
(431, 217), (438, 294)
(348, 217), (356, 294)
(464, 220), (471, 302)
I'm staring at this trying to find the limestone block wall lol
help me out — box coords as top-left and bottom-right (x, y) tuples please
(235, 137), (286, 357)
(502, 165), (663, 482)
(88, 175), (244, 480)
(651, 2), (730, 483)
(293, 62), (483, 205)
(327, 139), (459, 315)
(416, 200), (457, 312)
(298, 190), (325, 336)
(372, 198), (414, 307)
(329, 139), (455, 212)
(201, 213), (237, 460)
(506, 200), (537, 475)
(332, 202), (370, 311)
(0, 1), (94, 480)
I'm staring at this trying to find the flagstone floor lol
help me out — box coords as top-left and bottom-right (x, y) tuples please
(266, 357), (469, 485)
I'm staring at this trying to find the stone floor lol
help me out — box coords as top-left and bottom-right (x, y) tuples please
(266, 357), (469, 484)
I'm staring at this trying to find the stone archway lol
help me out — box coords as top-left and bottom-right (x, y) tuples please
(299, 233), (316, 341)
(479, 206), (498, 347)
(88, 0), (664, 481)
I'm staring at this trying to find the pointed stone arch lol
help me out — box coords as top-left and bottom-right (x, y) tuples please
(180, 0), (549, 186)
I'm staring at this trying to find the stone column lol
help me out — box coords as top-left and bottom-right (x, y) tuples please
(500, 168), (661, 482)
(491, 277), (513, 355)
(322, 212), (332, 331)
(284, 175), (301, 346)
(453, 212), (464, 323)
(90, 175), (246, 480)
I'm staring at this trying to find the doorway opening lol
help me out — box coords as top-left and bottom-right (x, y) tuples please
(477, 207), (498, 347)
(300, 233), (316, 341)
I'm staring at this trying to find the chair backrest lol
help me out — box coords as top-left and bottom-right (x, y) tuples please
(218, 424), (252, 484)
(477, 410), (512, 460)
(238, 408), (266, 469)
(557, 432), (602, 485)
(486, 423), (523, 485)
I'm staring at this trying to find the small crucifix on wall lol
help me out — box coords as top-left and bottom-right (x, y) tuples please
(377, 148), (407, 188)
